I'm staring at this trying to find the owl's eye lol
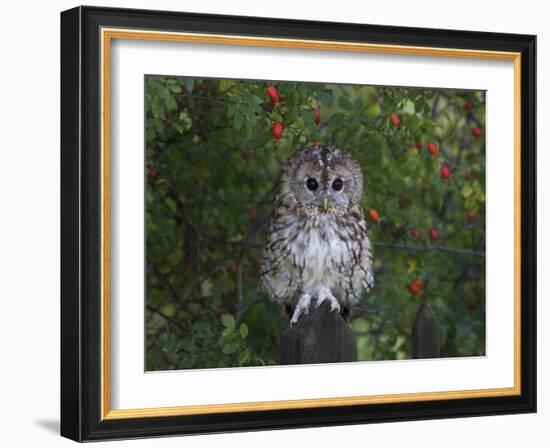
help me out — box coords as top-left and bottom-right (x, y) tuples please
(306, 178), (319, 191)
(332, 178), (344, 191)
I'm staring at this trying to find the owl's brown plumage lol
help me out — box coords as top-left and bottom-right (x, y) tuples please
(261, 145), (374, 325)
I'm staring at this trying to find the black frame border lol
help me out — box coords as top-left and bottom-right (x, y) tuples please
(61, 6), (536, 442)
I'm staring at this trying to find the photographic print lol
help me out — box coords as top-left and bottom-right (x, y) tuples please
(145, 76), (486, 371)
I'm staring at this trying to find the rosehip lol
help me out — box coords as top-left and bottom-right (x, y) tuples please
(408, 279), (423, 295)
(467, 211), (477, 222)
(415, 141), (423, 152)
(471, 127), (482, 138)
(390, 112), (401, 127)
(266, 86), (280, 105)
(427, 142), (439, 157)
(252, 255), (262, 269)
(466, 300), (477, 311)
(148, 168), (158, 177)
(464, 100), (473, 111)
(312, 106), (321, 125)
(368, 208), (381, 223)
(407, 143), (414, 150)
(429, 227), (440, 241)
(440, 164), (452, 180)
(410, 228), (421, 239)
(272, 121), (283, 140)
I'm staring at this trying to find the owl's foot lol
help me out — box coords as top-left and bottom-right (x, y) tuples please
(315, 286), (341, 313)
(290, 293), (312, 326)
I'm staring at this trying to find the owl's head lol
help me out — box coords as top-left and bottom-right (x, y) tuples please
(282, 145), (364, 217)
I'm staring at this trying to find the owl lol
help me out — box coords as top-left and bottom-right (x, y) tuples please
(261, 145), (374, 325)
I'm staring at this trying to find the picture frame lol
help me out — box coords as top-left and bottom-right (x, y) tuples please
(60, 5), (536, 442)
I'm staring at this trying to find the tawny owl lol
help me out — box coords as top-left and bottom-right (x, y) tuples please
(261, 145), (374, 325)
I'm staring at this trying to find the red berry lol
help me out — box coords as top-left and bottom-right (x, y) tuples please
(252, 255), (262, 269)
(368, 208), (381, 223)
(272, 121), (283, 141)
(429, 227), (440, 241)
(471, 127), (482, 138)
(266, 86), (280, 105)
(312, 107), (321, 125)
(427, 142), (439, 157)
(466, 300), (477, 311)
(407, 142), (414, 150)
(464, 100), (474, 111)
(410, 228), (421, 239)
(248, 207), (257, 222)
(390, 112), (401, 128)
(467, 211), (477, 222)
(415, 141), (423, 152)
(408, 279), (423, 296)
(440, 164), (452, 180)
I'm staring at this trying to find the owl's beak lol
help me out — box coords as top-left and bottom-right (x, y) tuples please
(322, 197), (329, 212)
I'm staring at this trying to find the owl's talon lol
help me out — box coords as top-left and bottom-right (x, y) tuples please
(315, 286), (341, 312)
(290, 293), (312, 326)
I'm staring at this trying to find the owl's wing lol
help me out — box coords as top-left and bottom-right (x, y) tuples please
(340, 208), (374, 308)
(260, 205), (300, 305)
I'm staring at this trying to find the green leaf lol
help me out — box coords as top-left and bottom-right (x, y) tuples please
(239, 323), (249, 339)
(220, 314), (235, 330)
(165, 95), (177, 111)
(183, 78), (194, 93)
(146, 127), (156, 142)
(251, 95), (263, 105)
(462, 185), (474, 198)
(200, 280), (213, 298)
(233, 112), (243, 130)
(168, 83), (182, 94)
(165, 197), (177, 214)
(162, 303), (176, 317)
(338, 96), (352, 111)
(222, 342), (240, 355)
(222, 327), (234, 337)
(238, 350), (250, 365)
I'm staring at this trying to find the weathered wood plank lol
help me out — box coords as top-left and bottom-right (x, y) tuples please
(279, 301), (357, 365)
(411, 302), (440, 359)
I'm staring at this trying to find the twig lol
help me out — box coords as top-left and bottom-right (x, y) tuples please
(146, 304), (191, 335)
(353, 307), (380, 315)
(372, 242), (485, 257)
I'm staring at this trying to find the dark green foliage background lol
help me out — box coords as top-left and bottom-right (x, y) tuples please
(145, 75), (486, 370)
